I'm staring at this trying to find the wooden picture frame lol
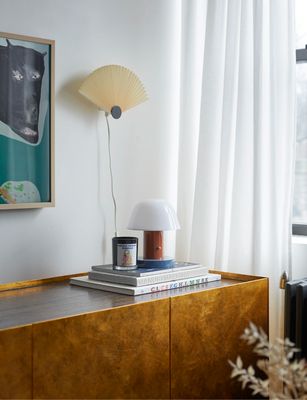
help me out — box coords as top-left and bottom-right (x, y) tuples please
(0, 32), (54, 210)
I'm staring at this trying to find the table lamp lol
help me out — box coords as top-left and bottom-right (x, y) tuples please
(127, 199), (180, 261)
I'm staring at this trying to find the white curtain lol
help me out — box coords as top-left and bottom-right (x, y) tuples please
(176, 0), (296, 340)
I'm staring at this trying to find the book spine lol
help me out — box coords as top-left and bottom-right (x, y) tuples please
(88, 271), (135, 285)
(135, 268), (208, 286)
(89, 268), (209, 287)
(134, 274), (221, 295)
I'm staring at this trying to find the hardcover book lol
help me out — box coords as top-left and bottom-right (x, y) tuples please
(91, 262), (203, 277)
(70, 273), (221, 296)
(88, 266), (209, 287)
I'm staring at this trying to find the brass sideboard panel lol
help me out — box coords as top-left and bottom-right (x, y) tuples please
(170, 278), (268, 399)
(0, 273), (268, 400)
(32, 299), (170, 399)
(0, 326), (32, 399)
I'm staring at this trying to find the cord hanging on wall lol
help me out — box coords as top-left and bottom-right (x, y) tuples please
(79, 64), (147, 269)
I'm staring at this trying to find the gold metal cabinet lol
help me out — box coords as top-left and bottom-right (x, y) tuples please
(0, 272), (268, 400)
(170, 274), (268, 399)
(0, 326), (32, 399)
(33, 299), (170, 399)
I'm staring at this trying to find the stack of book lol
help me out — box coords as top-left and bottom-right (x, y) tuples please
(70, 262), (221, 296)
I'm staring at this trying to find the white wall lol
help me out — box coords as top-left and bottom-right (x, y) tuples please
(0, 0), (181, 283)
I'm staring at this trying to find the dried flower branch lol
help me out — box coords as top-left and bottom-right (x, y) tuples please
(229, 322), (307, 399)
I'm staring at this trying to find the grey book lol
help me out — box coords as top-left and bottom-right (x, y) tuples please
(91, 262), (204, 277)
(88, 266), (209, 287)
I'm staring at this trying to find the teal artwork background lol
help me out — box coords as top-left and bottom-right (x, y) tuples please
(0, 110), (50, 204)
(0, 37), (51, 204)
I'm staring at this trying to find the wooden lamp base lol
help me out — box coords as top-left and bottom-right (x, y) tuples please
(143, 231), (163, 259)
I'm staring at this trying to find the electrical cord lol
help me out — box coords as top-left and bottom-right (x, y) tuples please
(105, 113), (118, 237)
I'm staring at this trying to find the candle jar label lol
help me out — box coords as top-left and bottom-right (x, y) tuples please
(117, 243), (137, 267)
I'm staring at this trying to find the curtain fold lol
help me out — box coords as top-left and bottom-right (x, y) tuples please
(176, 0), (296, 340)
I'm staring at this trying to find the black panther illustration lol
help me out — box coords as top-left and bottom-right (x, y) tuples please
(0, 39), (46, 144)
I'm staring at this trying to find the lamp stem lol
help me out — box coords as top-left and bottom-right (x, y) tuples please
(105, 113), (118, 237)
(144, 231), (163, 259)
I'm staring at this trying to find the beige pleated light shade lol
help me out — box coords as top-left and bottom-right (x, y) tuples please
(79, 65), (147, 117)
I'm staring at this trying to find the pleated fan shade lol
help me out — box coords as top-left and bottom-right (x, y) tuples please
(79, 65), (147, 118)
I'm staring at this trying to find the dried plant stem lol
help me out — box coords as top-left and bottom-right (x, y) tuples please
(229, 323), (307, 399)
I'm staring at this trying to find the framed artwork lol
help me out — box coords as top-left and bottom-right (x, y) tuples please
(0, 32), (54, 210)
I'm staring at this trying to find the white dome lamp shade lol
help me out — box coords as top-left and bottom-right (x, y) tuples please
(127, 199), (180, 260)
